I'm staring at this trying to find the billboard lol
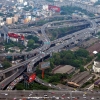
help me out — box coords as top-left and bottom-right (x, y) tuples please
(48, 5), (60, 12)
(40, 61), (50, 70)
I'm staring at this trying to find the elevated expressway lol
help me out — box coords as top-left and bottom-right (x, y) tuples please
(4, 30), (93, 90)
(0, 16), (98, 90)
(8, 19), (88, 33)
(0, 19), (90, 57)
(4, 26), (95, 90)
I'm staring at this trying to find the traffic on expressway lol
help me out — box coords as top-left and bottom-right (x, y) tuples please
(0, 14), (99, 97)
(0, 14), (98, 91)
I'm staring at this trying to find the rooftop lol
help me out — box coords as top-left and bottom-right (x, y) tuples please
(53, 65), (75, 74)
(94, 61), (100, 68)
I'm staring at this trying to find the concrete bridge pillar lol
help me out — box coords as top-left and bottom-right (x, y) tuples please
(24, 55), (27, 60)
(3, 74), (5, 79)
(58, 49), (61, 52)
(4, 33), (6, 41)
(12, 56), (14, 61)
(17, 68), (19, 72)
(27, 64), (33, 73)
(28, 54), (32, 58)
(95, 29), (97, 34)
(50, 53), (52, 57)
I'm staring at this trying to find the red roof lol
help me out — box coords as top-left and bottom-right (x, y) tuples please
(8, 33), (20, 38)
(20, 35), (25, 40)
(8, 33), (25, 40)
(29, 73), (36, 83)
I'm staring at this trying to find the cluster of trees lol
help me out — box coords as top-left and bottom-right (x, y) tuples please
(50, 49), (92, 69)
(4, 35), (40, 52)
(0, 60), (11, 69)
(36, 49), (92, 85)
(4, 40), (25, 52)
(15, 81), (50, 90)
(36, 67), (68, 85)
(97, 53), (100, 61)
(97, 32), (100, 36)
(26, 35), (40, 50)
(26, 35), (39, 42)
(61, 6), (94, 17)
(47, 26), (82, 41)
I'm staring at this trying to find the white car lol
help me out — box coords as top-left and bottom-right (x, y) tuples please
(49, 84), (51, 86)
(67, 97), (70, 99)
(91, 97), (94, 99)
(83, 96), (86, 99)
(56, 97), (59, 99)
(5, 93), (8, 96)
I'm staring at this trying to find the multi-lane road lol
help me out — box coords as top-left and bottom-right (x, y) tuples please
(0, 90), (100, 100)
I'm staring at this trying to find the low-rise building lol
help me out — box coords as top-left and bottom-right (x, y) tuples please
(0, 45), (5, 51)
(8, 47), (20, 52)
(84, 84), (94, 90)
(68, 71), (94, 87)
(94, 78), (100, 87)
(52, 65), (75, 74)
(93, 61), (100, 73)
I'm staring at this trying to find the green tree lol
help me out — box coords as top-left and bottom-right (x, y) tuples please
(97, 32), (100, 35)
(26, 35), (33, 39)
(97, 53), (100, 61)
(75, 49), (89, 58)
(28, 39), (34, 47)
(2, 61), (11, 69)
(80, 66), (85, 72)
(52, 53), (61, 65)
(72, 59), (82, 67)
(26, 35), (39, 42)
(15, 83), (25, 90)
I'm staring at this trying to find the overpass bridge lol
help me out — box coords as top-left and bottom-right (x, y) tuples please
(0, 27), (94, 89)
(0, 15), (97, 90)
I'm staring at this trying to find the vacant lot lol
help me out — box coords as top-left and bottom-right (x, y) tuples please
(87, 41), (100, 56)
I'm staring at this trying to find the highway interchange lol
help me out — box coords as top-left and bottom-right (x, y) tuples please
(0, 14), (100, 100)
(0, 15), (98, 89)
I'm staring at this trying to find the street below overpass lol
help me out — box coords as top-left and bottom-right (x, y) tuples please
(0, 90), (100, 100)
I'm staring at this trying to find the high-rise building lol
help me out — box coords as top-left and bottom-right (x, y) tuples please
(17, 0), (23, 3)
(12, 15), (19, 23)
(6, 17), (12, 24)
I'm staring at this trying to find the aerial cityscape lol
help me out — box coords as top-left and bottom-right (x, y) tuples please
(1, 0), (100, 99)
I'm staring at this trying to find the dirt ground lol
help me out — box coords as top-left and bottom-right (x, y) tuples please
(87, 41), (100, 56)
